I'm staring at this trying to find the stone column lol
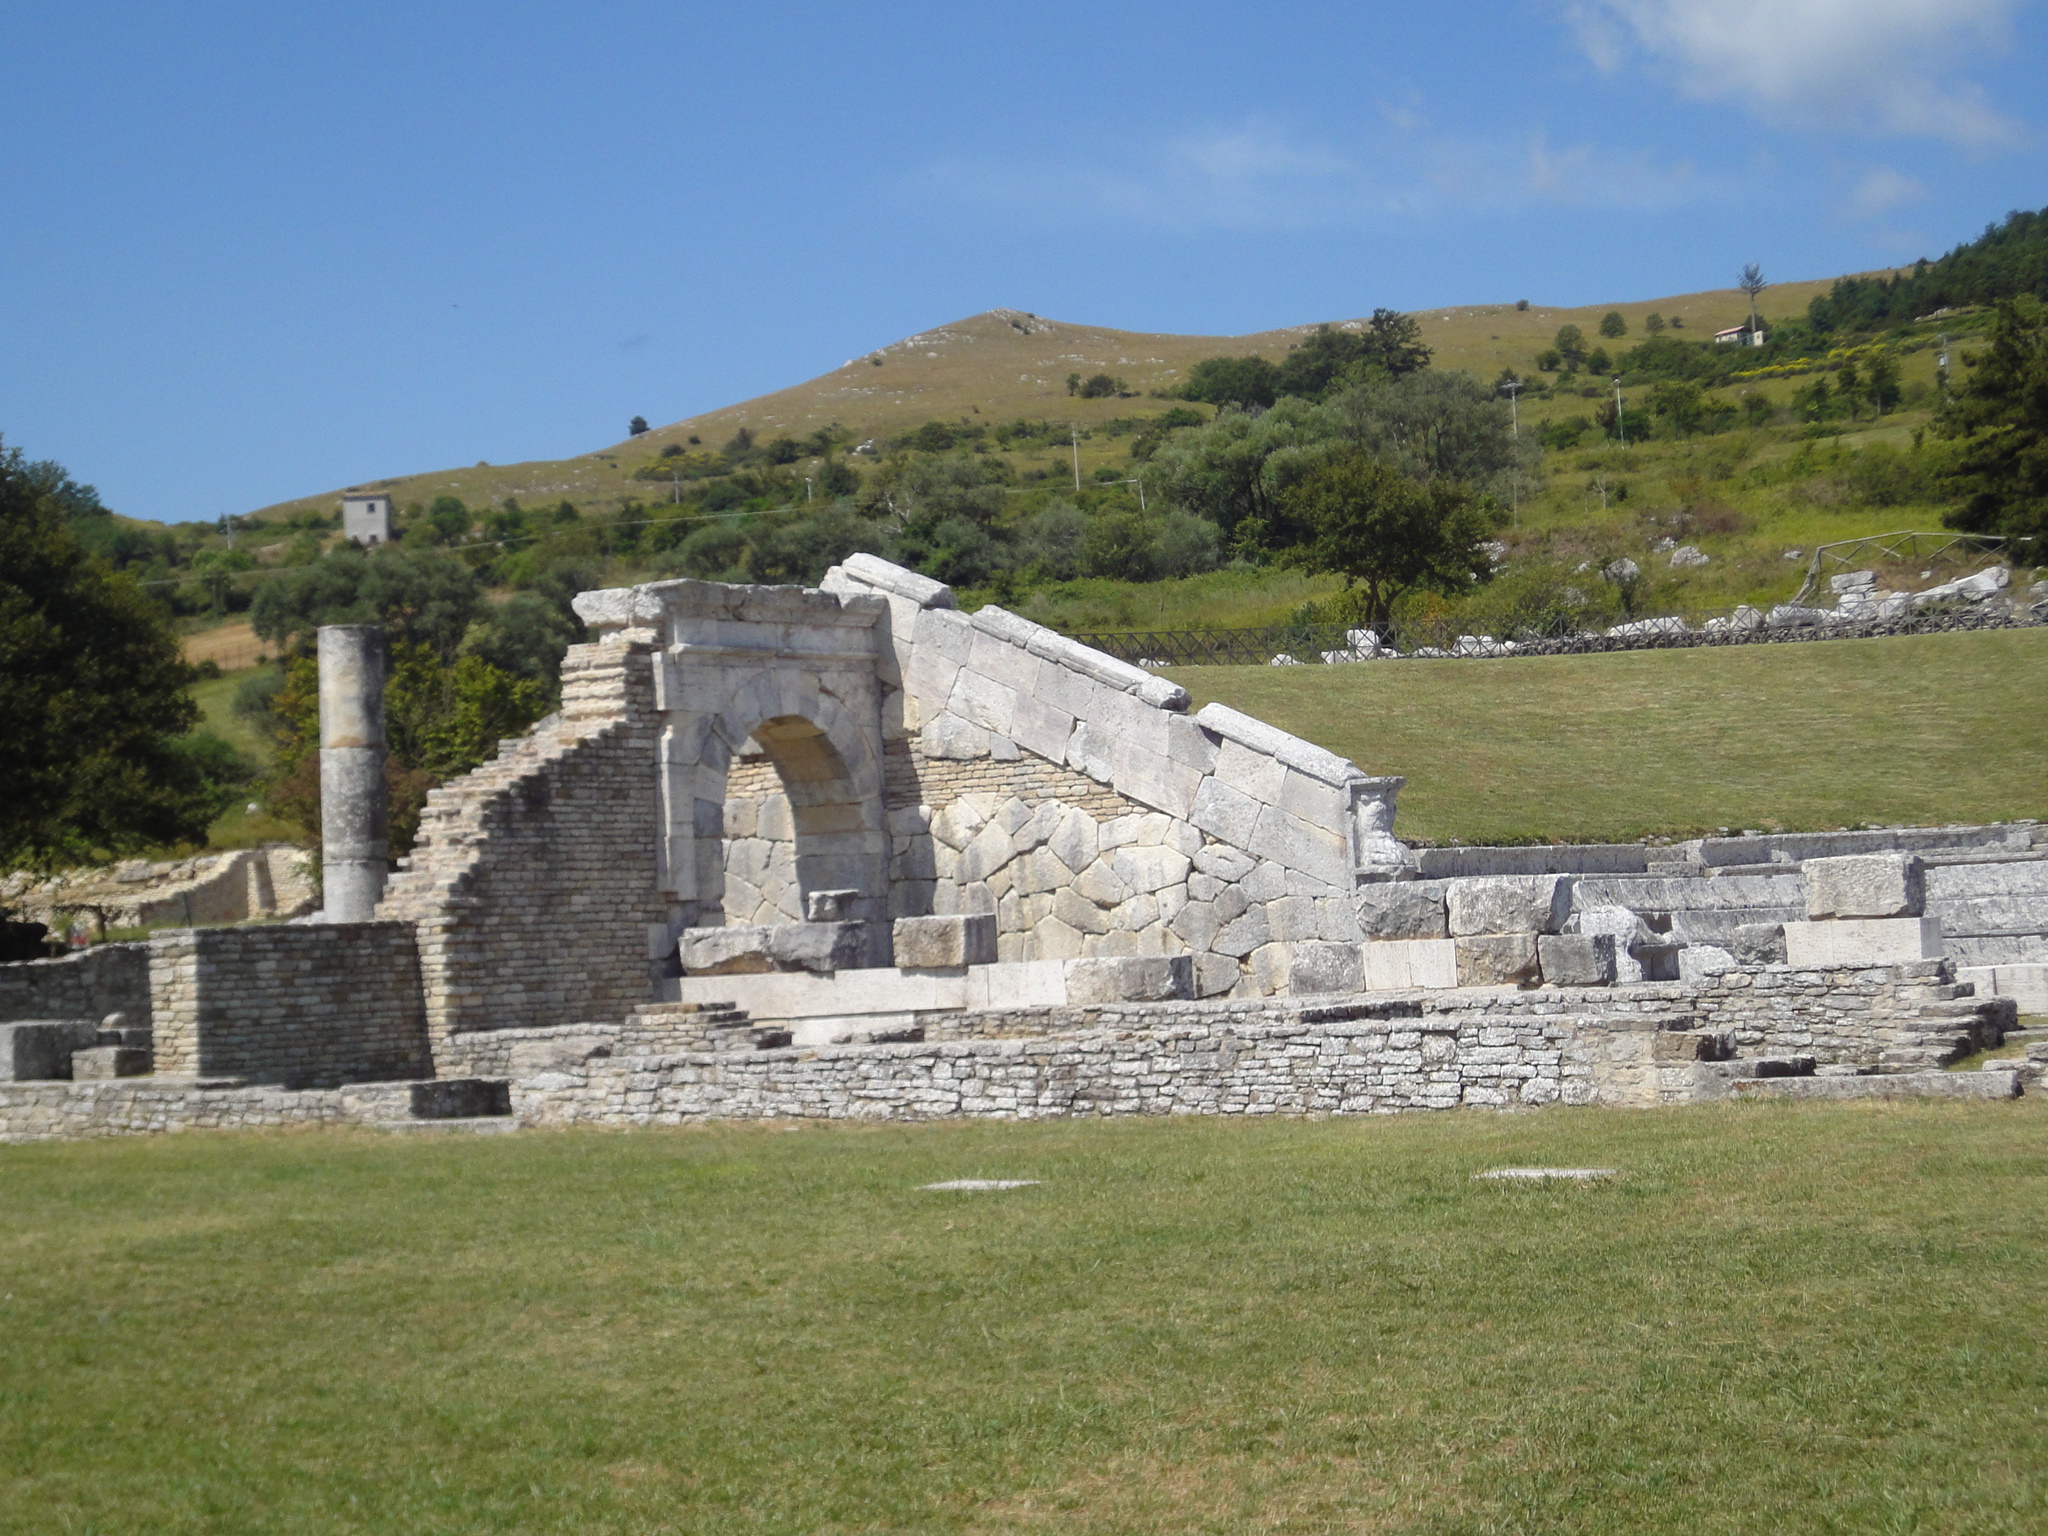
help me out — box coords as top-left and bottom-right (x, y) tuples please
(318, 625), (388, 921)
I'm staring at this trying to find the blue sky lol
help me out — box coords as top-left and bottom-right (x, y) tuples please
(3, 0), (2043, 525)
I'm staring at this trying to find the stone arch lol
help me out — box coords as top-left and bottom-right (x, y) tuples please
(670, 674), (890, 940)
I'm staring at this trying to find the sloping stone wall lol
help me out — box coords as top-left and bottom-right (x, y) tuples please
(377, 638), (668, 1059)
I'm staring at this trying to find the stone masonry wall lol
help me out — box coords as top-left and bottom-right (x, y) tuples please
(378, 637), (668, 1060)
(148, 923), (429, 1086)
(0, 944), (149, 1026)
(512, 1006), (1598, 1126)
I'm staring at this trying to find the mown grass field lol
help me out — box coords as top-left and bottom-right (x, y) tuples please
(1169, 626), (2048, 844)
(2, 1100), (2044, 1534)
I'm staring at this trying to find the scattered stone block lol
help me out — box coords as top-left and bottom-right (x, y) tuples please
(1537, 933), (1616, 986)
(678, 922), (871, 976)
(1446, 875), (1574, 937)
(1455, 933), (1540, 987)
(892, 914), (997, 969)
(1802, 854), (1925, 919)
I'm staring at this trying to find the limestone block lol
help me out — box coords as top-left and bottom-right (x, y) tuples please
(1030, 914), (1086, 960)
(1782, 917), (1944, 968)
(1089, 684), (1173, 757)
(1358, 881), (1449, 939)
(957, 822), (1017, 884)
(1049, 808), (1100, 873)
(892, 913), (998, 969)
(71, 1045), (150, 1079)
(1802, 854), (1926, 919)
(0, 1020), (99, 1081)
(1053, 887), (1113, 936)
(1064, 954), (1194, 1005)
(967, 625), (1043, 695)
(1360, 938), (1458, 990)
(1241, 861), (1288, 903)
(1277, 768), (1346, 829)
(912, 604), (975, 663)
(1066, 721), (1115, 783)
(1171, 899), (1223, 952)
(949, 669), (1018, 737)
(1537, 933), (1617, 986)
(679, 922), (870, 976)
(1447, 875), (1575, 937)
(1110, 844), (1192, 895)
(1267, 895), (1320, 942)
(1251, 805), (1350, 888)
(1731, 923), (1787, 964)
(1031, 658), (1105, 723)
(1193, 701), (1361, 789)
(1114, 892), (1160, 932)
(1214, 906), (1270, 959)
(1455, 934), (1541, 987)
(1165, 714), (1219, 774)
(923, 712), (990, 761)
(1074, 859), (1130, 908)
(1109, 739), (1200, 821)
(1102, 811), (1171, 850)
(804, 889), (859, 922)
(1190, 777), (1261, 849)
(1213, 737), (1286, 805)
(1677, 944), (1736, 985)
(1195, 952), (1240, 996)
(1013, 800), (1064, 854)
(1282, 940), (1365, 994)
(1193, 844), (1256, 883)
(1009, 692), (1076, 763)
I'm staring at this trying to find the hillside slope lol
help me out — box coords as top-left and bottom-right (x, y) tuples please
(248, 273), (1863, 524)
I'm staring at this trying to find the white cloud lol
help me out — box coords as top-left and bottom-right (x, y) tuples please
(923, 120), (1723, 231)
(1569, 0), (2026, 144)
(1848, 165), (1925, 215)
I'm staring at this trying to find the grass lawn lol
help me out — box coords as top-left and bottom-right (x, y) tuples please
(1169, 626), (2048, 845)
(2, 1101), (2044, 1534)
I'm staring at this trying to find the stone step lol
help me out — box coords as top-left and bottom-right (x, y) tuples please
(1735, 1070), (2020, 1101)
(371, 1117), (521, 1134)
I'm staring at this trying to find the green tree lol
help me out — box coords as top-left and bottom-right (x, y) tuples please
(1277, 451), (1504, 630)
(424, 495), (472, 545)
(1941, 297), (2048, 540)
(1599, 311), (1628, 339)
(1644, 312), (1667, 336)
(0, 442), (217, 870)
(629, 416), (649, 436)
(251, 544), (485, 662)
(1586, 347), (1613, 376)
(1077, 373), (1121, 399)
(1554, 325), (1587, 370)
(1180, 355), (1280, 409)
(1866, 351), (1903, 415)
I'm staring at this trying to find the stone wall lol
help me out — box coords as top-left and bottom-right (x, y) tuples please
(148, 923), (430, 1086)
(511, 1004), (1599, 1125)
(0, 944), (149, 1026)
(377, 638), (668, 1059)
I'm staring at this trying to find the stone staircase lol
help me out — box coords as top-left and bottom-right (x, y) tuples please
(621, 1001), (784, 1052)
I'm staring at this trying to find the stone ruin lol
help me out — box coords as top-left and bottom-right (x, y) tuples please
(2, 554), (2044, 1140)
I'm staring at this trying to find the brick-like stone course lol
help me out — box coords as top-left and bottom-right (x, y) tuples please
(377, 638), (667, 1064)
(0, 944), (149, 1027)
(149, 923), (429, 1086)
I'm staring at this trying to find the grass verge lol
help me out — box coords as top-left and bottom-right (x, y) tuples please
(1168, 626), (2048, 844)
(2, 1101), (2044, 1534)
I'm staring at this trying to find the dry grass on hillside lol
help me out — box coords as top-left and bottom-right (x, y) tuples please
(247, 273), (1869, 525)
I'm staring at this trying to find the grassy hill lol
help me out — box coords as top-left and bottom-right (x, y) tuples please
(244, 274), (1866, 525)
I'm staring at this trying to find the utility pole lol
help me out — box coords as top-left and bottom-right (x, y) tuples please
(1071, 426), (1081, 492)
(1614, 376), (1627, 447)
(1500, 379), (1522, 438)
(805, 477), (814, 503)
